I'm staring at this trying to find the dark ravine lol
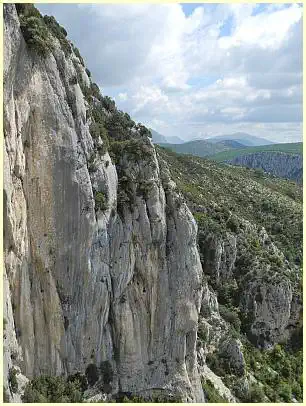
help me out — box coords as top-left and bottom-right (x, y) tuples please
(225, 151), (302, 184)
(3, 4), (303, 404)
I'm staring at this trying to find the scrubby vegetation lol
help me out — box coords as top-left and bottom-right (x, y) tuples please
(22, 375), (84, 403)
(8, 367), (18, 394)
(243, 343), (303, 402)
(157, 147), (303, 403)
(43, 15), (71, 56)
(21, 370), (182, 403)
(210, 142), (303, 162)
(202, 379), (228, 403)
(94, 192), (108, 211)
(157, 147), (302, 266)
(17, 5), (53, 57)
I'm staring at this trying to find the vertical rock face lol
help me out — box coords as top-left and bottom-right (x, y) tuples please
(4, 4), (204, 402)
(225, 152), (303, 184)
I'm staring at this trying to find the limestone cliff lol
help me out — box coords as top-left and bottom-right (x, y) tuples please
(3, 4), (204, 402)
(157, 146), (303, 403)
(225, 151), (302, 184)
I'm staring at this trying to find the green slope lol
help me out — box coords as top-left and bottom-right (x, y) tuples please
(209, 142), (303, 162)
(157, 146), (302, 267)
(157, 145), (302, 402)
(159, 139), (233, 157)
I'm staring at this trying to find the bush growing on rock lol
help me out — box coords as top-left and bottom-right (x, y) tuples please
(22, 375), (84, 402)
(85, 363), (99, 386)
(15, 3), (41, 18)
(73, 45), (85, 66)
(43, 15), (71, 55)
(8, 367), (18, 393)
(19, 16), (53, 56)
(245, 383), (266, 402)
(102, 96), (116, 112)
(219, 305), (241, 332)
(100, 360), (113, 385)
(91, 83), (101, 100)
(94, 192), (108, 211)
(90, 122), (109, 154)
(202, 379), (228, 403)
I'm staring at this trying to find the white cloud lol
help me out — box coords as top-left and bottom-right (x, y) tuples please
(220, 4), (302, 50)
(37, 3), (303, 142)
(118, 93), (128, 101)
(131, 85), (169, 115)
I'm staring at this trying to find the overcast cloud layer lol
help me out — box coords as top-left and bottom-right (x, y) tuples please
(38, 3), (303, 142)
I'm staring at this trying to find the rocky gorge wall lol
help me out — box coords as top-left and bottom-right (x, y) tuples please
(225, 151), (302, 184)
(3, 4), (204, 402)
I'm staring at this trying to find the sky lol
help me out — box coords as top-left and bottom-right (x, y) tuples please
(37, 3), (303, 143)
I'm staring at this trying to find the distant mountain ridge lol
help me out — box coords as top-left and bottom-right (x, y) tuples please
(206, 132), (275, 146)
(150, 129), (168, 144)
(209, 142), (303, 162)
(150, 129), (184, 144)
(225, 151), (303, 184)
(159, 139), (235, 158)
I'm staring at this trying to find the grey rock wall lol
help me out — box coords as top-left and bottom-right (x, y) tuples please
(3, 4), (204, 402)
(226, 152), (302, 183)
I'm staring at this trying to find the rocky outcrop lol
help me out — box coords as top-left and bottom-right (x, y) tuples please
(199, 232), (236, 284)
(240, 276), (302, 349)
(3, 4), (204, 401)
(225, 152), (302, 183)
(218, 338), (246, 376)
(197, 218), (301, 349)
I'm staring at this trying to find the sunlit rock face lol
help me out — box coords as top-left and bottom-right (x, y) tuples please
(3, 4), (204, 402)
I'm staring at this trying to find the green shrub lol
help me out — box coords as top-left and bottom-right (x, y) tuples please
(198, 323), (209, 342)
(100, 361), (113, 385)
(245, 383), (265, 402)
(85, 68), (91, 77)
(217, 282), (238, 307)
(91, 83), (101, 100)
(226, 216), (239, 232)
(19, 15), (53, 56)
(102, 96), (116, 112)
(16, 3), (41, 18)
(135, 123), (151, 138)
(202, 379), (228, 403)
(22, 385), (48, 402)
(67, 372), (88, 392)
(43, 15), (71, 55)
(22, 375), (84, 403)
(8, 368), (18, 394)
(94, 192), (108, 211)
(219, 305), (241, 332)
(90, 123), (109, 154)
(73, 46), (85, 66)
(85, 363), (99, 386)
(205, 353), (226, 377)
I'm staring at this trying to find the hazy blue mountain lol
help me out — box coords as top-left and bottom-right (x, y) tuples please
(167, 135), (185, 144)
(206, 132), (275, 146)
(150, 129), (168, 144)
(150, 129), (185, 144)
(219, 139), (245, 149)
(159, 139), (234, 157)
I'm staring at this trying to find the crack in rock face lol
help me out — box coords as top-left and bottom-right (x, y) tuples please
(3, 4), (204, 402)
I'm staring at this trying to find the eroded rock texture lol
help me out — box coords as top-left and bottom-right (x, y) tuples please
(226, 152), (302, 184)
(3, 4), (204, 402)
